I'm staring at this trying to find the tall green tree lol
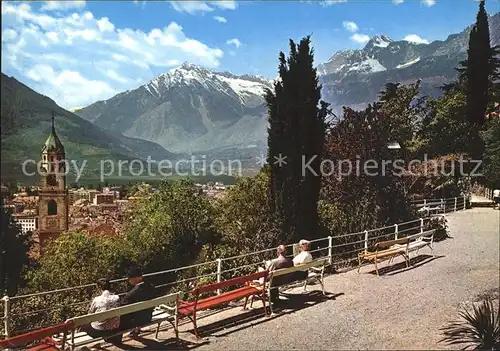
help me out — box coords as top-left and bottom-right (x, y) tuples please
(265, 36), (329, 243)
(464, 0), (494, 129)
(0, 205), (31, 296)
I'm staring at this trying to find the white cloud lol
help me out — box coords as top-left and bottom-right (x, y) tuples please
(342, 21), (359, 33)
(25, 63), (116, 107)
(421, 0), (436, 6)
(403, 34), (429, 44)
(392, 0), (405, 4)
(40, 1), (86, 11)
(1, 1), (225, 108)
(170, 1), (237, 14)
(97, 17), (114, 32)
(321, 0), (347, 6)
(214, 16), (227, 23)
(350, 33), (370, 44)
(2, 28), (18, 41)
(226, 38), (241, 48)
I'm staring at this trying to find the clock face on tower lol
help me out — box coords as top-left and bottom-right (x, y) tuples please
(46, 217), (59, 228)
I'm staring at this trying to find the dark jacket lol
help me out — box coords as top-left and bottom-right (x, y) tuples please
(120, 280), (157, 327)
(267, 255), (294, 286)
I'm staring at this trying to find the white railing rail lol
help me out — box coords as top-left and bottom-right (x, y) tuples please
(0, 196), (469, 338)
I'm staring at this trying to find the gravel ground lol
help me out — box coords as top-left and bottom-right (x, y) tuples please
(105, 207), (499, 350)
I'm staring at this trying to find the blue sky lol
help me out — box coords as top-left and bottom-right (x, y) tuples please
(1, 0), (498, 108)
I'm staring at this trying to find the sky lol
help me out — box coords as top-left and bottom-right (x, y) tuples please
(1, 0), (498, 109)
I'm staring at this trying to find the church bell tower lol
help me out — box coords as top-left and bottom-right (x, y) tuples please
(38, 112), (69, 248)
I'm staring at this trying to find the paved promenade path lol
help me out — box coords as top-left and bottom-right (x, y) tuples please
(107, 207), (499, 350)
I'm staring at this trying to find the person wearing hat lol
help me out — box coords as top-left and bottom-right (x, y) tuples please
(293, 239), (313, 281)
(119, 265), (157, 338)
(293, 239), (313, 266)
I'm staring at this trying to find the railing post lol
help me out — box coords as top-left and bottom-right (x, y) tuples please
(420, 218), (424, 234)
(441, 198), (445, 213)
(3, 295), (10, 338)
(463, 195), (466, 210)
(423, 199), (427, 207)
(328, 236), (332, 265)
(216, 258), (222, 295)
(454, 197), (457, 212)
(394, 224), (398, 240)
(364, 230), (369, 251)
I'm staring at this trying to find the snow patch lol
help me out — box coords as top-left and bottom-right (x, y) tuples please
(218, 75), (266, 98)
(348, 58), (387, 73)
(396, 56), (421, 69)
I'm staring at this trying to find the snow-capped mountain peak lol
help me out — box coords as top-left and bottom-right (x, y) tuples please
(365, 35), (393, 49)
(139, 63), (272, 106)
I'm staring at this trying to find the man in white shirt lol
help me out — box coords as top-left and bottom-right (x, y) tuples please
(82, 279), (120, 339)
(493, 188), (500, 209)
(293, 239), (313, 266)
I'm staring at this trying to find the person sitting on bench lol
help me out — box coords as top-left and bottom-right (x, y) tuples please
(293, 239), (313, 280)
(81, 279), (120, 339)
(119, 265), (157, 338)
(267, 245), (293, 306)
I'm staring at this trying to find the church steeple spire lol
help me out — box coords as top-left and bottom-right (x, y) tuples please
(42, 111), (64, 153)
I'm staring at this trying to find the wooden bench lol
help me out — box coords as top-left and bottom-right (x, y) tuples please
(62, 292), (179, 350)
(392, 229), (435, 259)
(358, 237), (409, 276)
(417, 202), (444, 215)
(178, 270), (268, 339)
(249, 258), (327, 314)
(358, 229), (437, 276)
(0, 321), (73, 351)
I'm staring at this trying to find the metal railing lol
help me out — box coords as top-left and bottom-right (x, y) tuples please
(0, 196), (469, 338)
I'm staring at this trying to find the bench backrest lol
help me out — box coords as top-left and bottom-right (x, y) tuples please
(192, 270), (268, 295)
(66, 292), (179, 327)
(0, 322), (73, 349)
(404, 229), (436, 242)
(271, 258), (327, 278)
(375, 237), (409, 250)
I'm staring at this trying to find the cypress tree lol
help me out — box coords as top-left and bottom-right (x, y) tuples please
(265, 36), (328, 243)
(465, 0), (491, 128)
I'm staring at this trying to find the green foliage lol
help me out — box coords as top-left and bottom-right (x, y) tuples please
(440, 299), (500, 350)
(0, 206), (32, 296)
(265, 36), (328, 243)
(482, 117), (500, 187)
(26, 231), (129, 291)
(323, 89), (416, 231)
(420, 90), (472, 157)
(215, 168), (280, 252)
(123, 179), (217, 280)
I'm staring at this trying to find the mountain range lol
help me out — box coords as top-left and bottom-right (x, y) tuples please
(318, 13), (500, 112)
(75, 13), (499, 157)
(2, 12), (499, 182)
(75, 63), (271, 155)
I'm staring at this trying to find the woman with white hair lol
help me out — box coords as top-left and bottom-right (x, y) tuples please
(293, 239), (313, 265)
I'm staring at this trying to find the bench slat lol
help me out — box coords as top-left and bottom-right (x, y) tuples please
(271, 258), (327, 277)
(179, 286), (259, 315)
(193, 271), (267, 295)
(67, 292), (179, 327)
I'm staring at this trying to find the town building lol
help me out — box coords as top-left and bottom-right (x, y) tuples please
(12, 212), (38, 234)
(93, 193), (114, 205)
